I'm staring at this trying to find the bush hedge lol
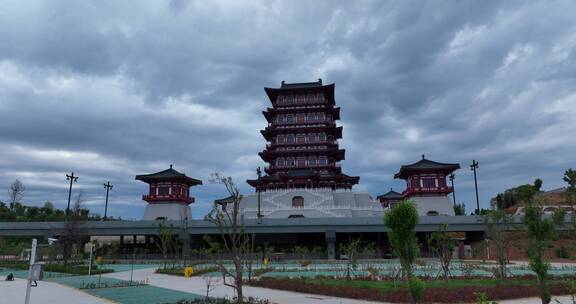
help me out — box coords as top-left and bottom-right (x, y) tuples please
(248, 277), (573, 303)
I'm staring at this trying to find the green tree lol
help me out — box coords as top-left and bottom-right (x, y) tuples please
(521, 183), (557, 304)
(454, 203), (466, 216)
(155, 220), (175, 270)
(384, 200), (423, 304)
(483, 210), (513, 279)
(204, 173), (255, 304)
(428, 223), (457, 281)
(340, 238), (362, 279)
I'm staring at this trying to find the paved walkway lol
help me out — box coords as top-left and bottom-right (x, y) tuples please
(0, 278), (112, 304)
(104, 268), (382, 304)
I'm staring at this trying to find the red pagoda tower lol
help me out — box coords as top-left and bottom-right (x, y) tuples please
(247, 79), (359, 191)
(136, 165), (202, 220)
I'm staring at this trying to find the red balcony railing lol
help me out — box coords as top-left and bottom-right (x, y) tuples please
(142, 194), (194, 204)
(402, 186), (453, 196)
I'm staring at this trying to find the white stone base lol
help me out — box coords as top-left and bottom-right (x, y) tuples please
(408, 196), (455, 216)
(142, 203), (192, 220)
(239, 188), (384, 219)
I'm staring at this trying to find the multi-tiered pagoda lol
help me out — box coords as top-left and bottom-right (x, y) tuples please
(247, 79), (359, 191)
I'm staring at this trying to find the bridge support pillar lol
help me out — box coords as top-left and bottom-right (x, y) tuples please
(325, 230), (336, 260)
(119, 235), (124, 246)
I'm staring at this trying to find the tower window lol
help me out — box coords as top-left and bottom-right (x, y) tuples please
(307, 113), (316, 122)
(292, 196), (304, 208)
(318, 133), (327, 141)
(276, 158), (285, 167)
(286, 158), (295, 167)
(286, 134), (295, 143)
(308, 133), (316, 142)
(296, 113), (305, 123)
(276, 135), (285, 144)
(296, 158), (307, 167)
(318, 157), (328, 166)
(296, 134), (306, 143)
(422, 178), (436, 188)
(308, 156), (317, 166)
(317, 113), (325, 121)
(158, 187), (169, 196)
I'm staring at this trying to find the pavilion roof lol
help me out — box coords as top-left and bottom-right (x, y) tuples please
(264, 79), (335, 104)
(135, 166), (202, 186)
(376, 189), (403, 200)
(394, 156), (460, 179)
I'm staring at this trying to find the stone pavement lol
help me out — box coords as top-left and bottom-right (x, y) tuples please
(104, 268), (382, 304)
(0, 277), (112, 304)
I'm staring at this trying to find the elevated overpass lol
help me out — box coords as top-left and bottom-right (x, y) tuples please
(0, 216), (507, 237)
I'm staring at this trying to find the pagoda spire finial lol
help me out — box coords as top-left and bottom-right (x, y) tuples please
(170, 164), (173, 169)
(421, 154), (425, 160)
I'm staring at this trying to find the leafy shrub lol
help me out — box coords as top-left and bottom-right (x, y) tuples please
(555, 245), (570, 259)
(408, 277), (424, 302)
(248, 277), (572, 303)
(175, 297), (271, 304)
(156, 267), (217, 277)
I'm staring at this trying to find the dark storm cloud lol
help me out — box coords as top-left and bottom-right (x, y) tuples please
(0, 0), (575, 218)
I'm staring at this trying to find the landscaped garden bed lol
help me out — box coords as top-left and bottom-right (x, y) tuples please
(0, 261), (114, 275)
(248, 276), (575, 303)
(156, 266), (218, 277)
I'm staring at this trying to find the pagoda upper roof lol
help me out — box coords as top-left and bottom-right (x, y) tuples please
(247, 169), (359, 189)
(135, 165), (203, 186)
(376, 189), (403, 200)
(394, 156), (460, 179)
(264, 79), (335, 104)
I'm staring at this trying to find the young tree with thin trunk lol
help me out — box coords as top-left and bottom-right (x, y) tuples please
(520, 181), (557, 304)
(340, 238), (362, 279)
(7, 179), (25, 211)
(155, 220), (175, 270)
(483, 210), (513, 280)
(61, 193), (85, 266)
(428, 223), (457, 281)
(384, 200), (423, 304)
(204, 173), (255, 304)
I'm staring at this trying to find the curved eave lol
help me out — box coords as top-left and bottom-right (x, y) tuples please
(261, 125), (343, 141)
(264, 83), (335, 105)
(135, 176), (203, 186)
(259, 149), (346, 162)
(394, 165), (460, 180)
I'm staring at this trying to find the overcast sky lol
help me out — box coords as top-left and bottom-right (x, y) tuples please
(0, 0), (575, 219)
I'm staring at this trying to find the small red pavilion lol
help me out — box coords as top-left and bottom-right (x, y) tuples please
(380, 155), (460, 215)
(136, 165), (202, 220)
(394, 155), (460, 198)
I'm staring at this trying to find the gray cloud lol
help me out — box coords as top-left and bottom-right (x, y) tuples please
(0, 0), (575, 218)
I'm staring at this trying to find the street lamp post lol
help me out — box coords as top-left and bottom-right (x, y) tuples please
(470, 160), (480, 215)
(449, 173), (456, 207)
(256, 167), (263, 220)
(66, 172), (79, 214)
(103, 181), (113, 221)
